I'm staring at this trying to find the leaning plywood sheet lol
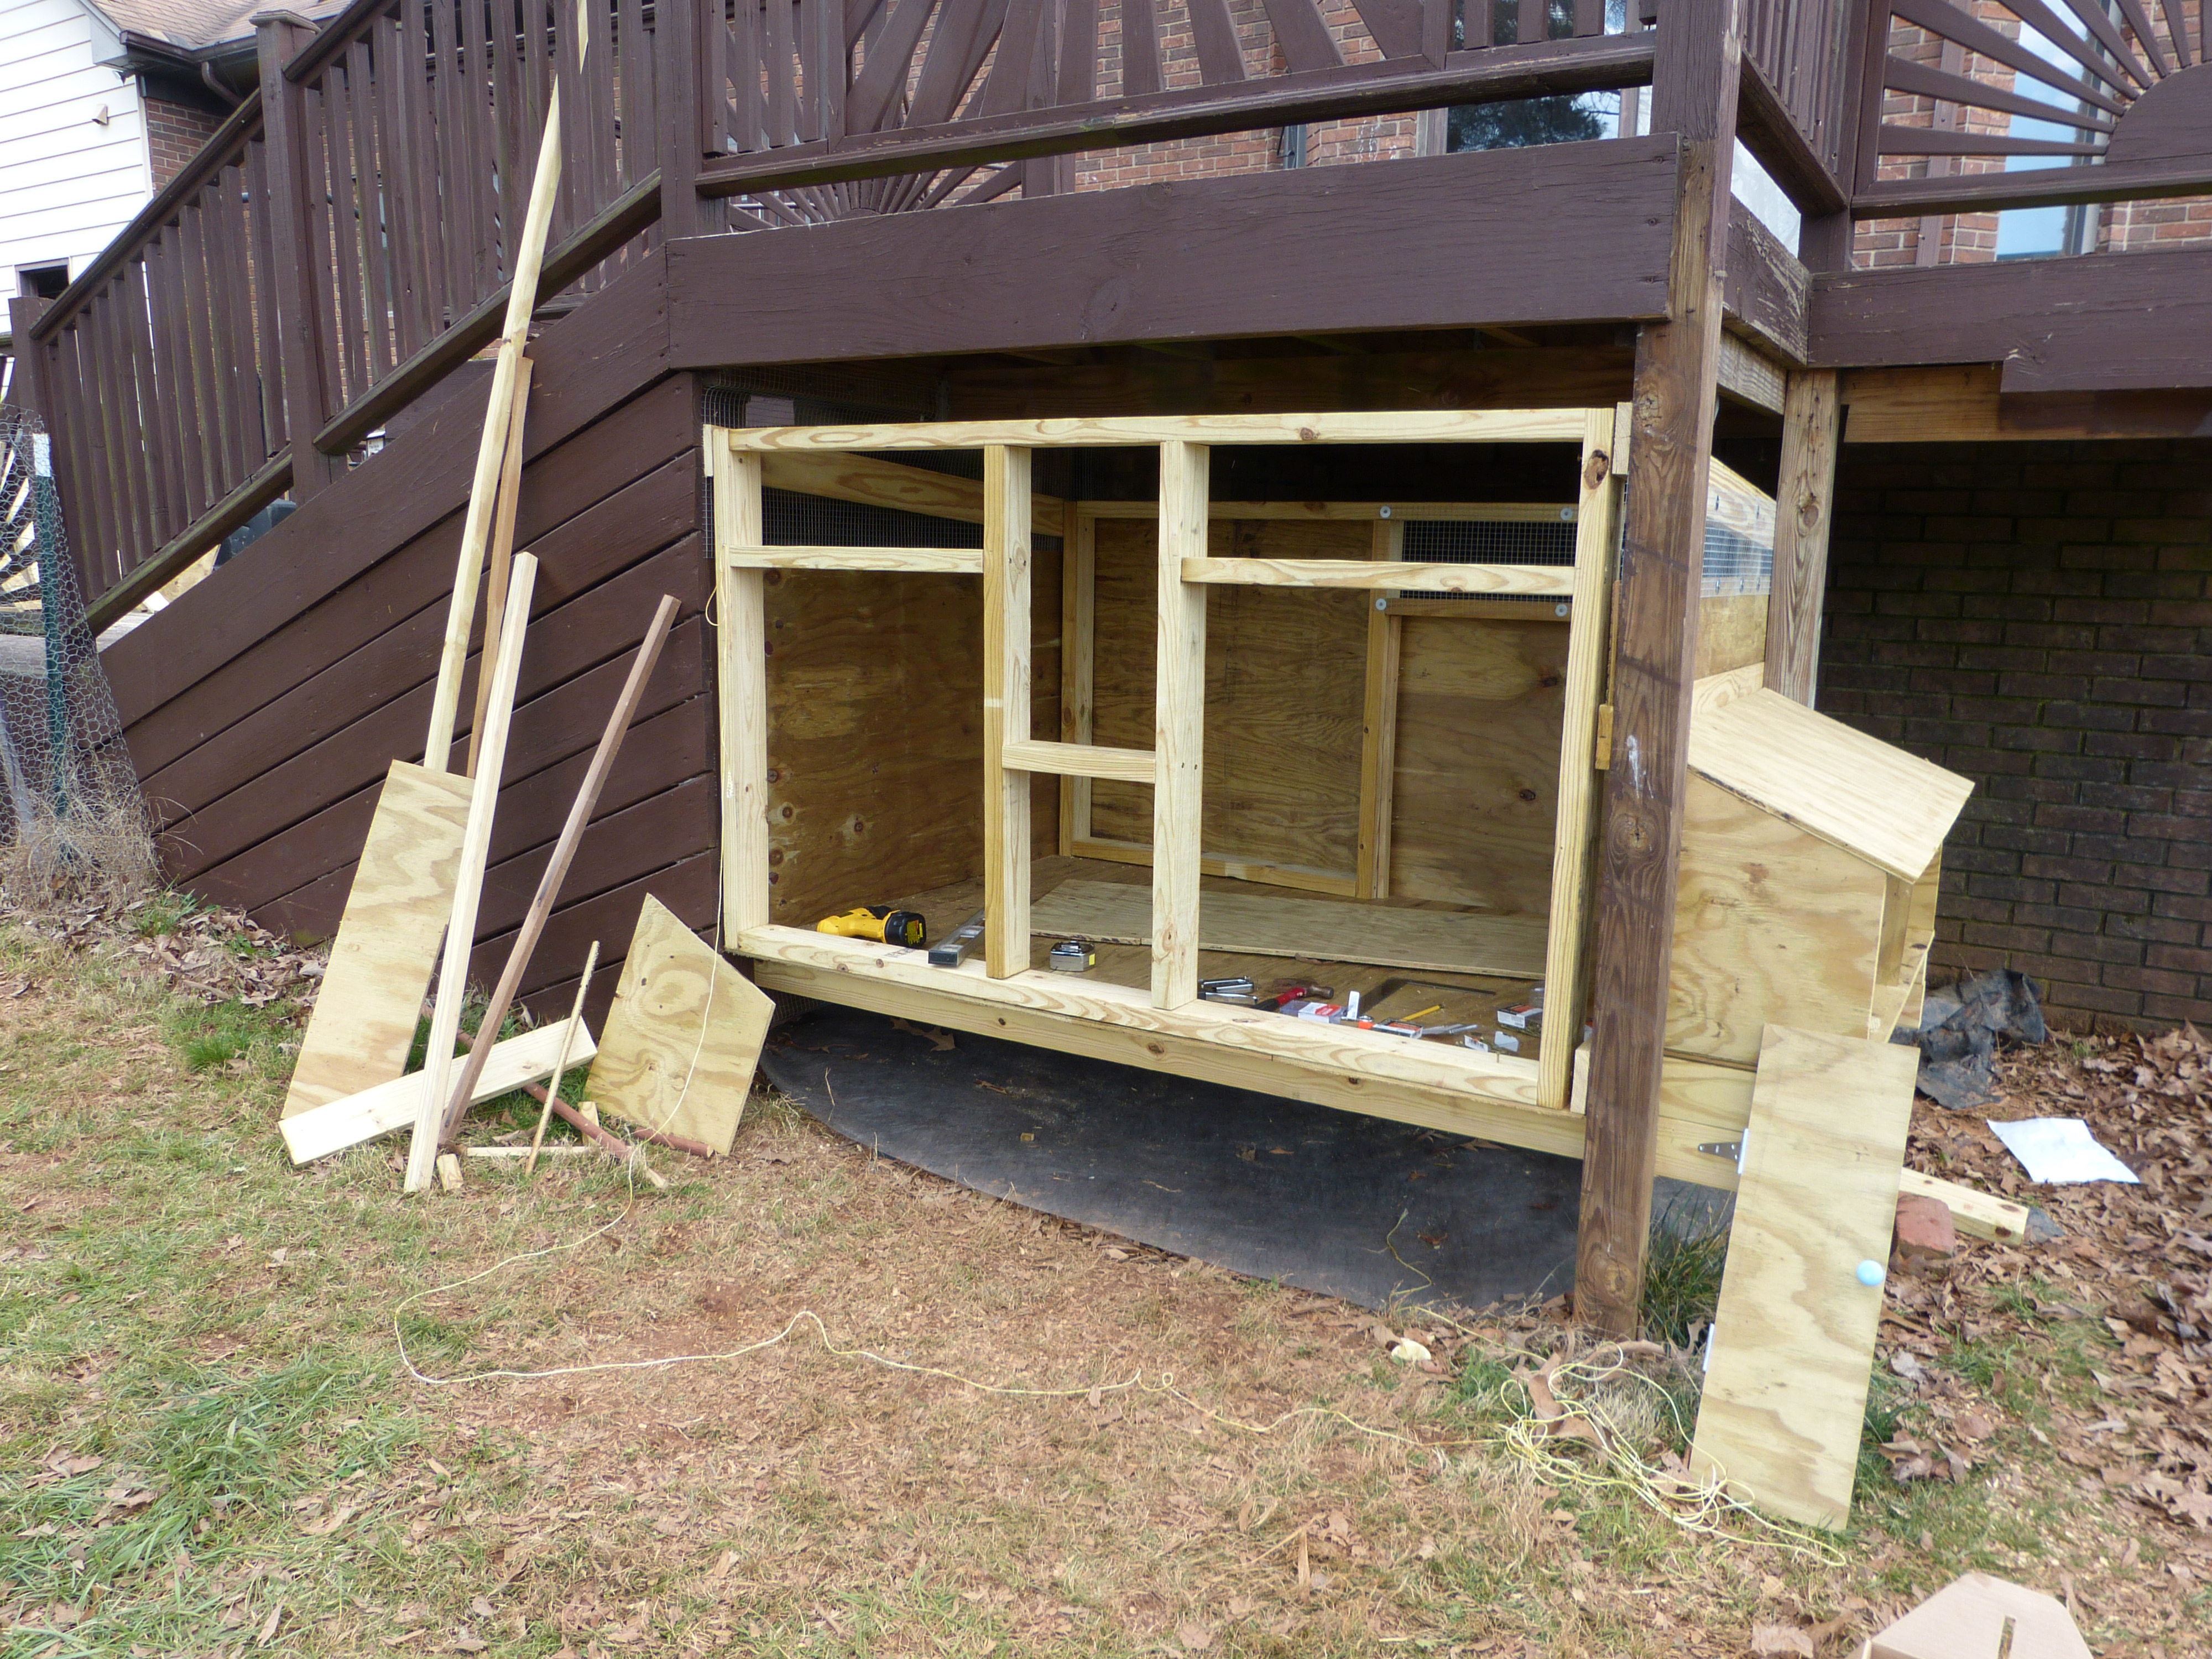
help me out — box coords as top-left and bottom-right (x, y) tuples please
(1027, 879), (1547, 978)
(587, 896), (773, 1155)
(1689, 1025), (1918, 1528)
(1688, 689), (1973, 881)
(280, 762), (472, 1119)
(281, 1023), (597, 1164)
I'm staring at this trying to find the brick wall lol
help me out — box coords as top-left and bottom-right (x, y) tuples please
(144, 88), (227, 190)
(1819, 441), (2212, 1030)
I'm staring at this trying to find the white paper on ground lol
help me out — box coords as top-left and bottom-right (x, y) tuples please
(1987, 1117), (2141, 1186)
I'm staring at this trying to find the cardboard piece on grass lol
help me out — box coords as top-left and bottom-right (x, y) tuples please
(280, 762), (471, 1120)
(586, 896), (769, 1156)
(281, 1022), (598, 1165)
(1859, 1571), (2090, 1659)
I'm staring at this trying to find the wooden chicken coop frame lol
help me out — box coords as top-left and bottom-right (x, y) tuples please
(704, 406), (1668, 1173)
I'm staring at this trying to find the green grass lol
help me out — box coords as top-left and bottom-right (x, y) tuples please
(1639, 1203), (1730, 1350)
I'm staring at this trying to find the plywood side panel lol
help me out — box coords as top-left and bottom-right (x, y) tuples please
(1091, 517), (1370, 878)
(1388, 615), (1568, 914)
(1690, 1026), (1918, 1529)
(763, 555), (1060, 930)
(1667, 774), (1885, 1068)
(1694, 592), (1768, 677)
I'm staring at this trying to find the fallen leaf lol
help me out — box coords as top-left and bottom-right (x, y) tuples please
(1177, 1623), (1214, 1652)
(1749, 1623), (1814, 1657)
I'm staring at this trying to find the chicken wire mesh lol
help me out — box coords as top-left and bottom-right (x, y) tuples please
(0, 405), (156, 910)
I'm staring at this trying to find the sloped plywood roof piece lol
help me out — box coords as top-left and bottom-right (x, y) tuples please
(1687, 689), (1973, 881)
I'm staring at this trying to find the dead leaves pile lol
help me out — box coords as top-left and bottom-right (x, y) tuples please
(1893, 1021), (2212, 1532)
(2, 893), (324, 1011)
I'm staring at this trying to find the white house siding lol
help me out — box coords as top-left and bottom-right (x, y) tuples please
(0, 0), (149, 295)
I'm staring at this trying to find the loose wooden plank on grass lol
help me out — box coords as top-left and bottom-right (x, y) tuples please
(281, 1021), (600, 1164)
(279, 762), (472, 1120)
(1689, 1024), (1918, 1529)
(585, 896), (773, 1156)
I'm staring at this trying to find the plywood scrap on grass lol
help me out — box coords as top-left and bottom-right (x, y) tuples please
(1689, 1024), (1918, 1530)
(586, 896), (772, 1156)
(280, 1021), (599, 1165)
(1860, 1571), (2091, 1659)
(279, 763), (471, 1120)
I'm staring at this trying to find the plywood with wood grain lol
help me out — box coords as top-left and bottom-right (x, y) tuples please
(1694, 593), (1770, 677)
(1027, 878), (1547, 978)
(761, 556), (1060, 930)
(586, 896), (774, 1155)
(1689, 690), (1973, 883)
(1087, 515), (1369, 880)
(1667, 773), (1886, 1067)
(1690, 1025), (1918, 1529)
(1387, 615), (1569, 915)
(279, 761), (472, 1119)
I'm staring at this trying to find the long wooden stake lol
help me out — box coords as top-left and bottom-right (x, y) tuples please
(436, 593), (681, 1144)
(422, 91), (564, 775)
(466, 351), (536, 775)
(523, 939), (597, 1177)
(405, 554), (539, 1193)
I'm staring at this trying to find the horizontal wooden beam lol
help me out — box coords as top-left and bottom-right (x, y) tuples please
(759, 450), (1066, 537)
(1811, 247), (2212, 392)
(668, 144), (1680, 368)
(1000, 740), (1157, 782)
(1850, 155), (2212, 220)
(1182, 557), (1577, 595)
(314, 174), (662, 456)
(694, 36), (1657, 199)
(944, 345), (1636, 422)
(1838, 364), (2212, 443)
(1083, 499), (1576, 521)
(1070, 836), (1359, 896)
(1718, 331), (1787, 414)
(716, 409), (1594, 452)
(1722, 201), (1810, 366)
(718, 544), (984, 573)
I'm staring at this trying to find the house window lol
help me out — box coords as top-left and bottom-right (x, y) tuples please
(19, 264), (69, 300)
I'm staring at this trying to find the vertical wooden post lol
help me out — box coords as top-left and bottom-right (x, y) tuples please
(254, 11), (344, 502)
(712, 436), (771, 938)
(1355, 517), (1403, 900)
(1151, 440), (1209, 1011)
(655, 0), (717, 236)
(1574, 0), (1744, 1337)
(1799, 0), (1887, 274)
(983, 444), (1034, 979)
(1765, 370), (1841, 706)
(1058, 505), (1095, 855)
(1537, 407), (1624, 1114)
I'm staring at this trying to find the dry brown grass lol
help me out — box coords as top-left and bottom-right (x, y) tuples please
(2, 911), (2202, 1657)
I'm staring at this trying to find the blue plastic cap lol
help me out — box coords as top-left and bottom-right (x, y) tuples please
(1856, 1259), (1885, 1287)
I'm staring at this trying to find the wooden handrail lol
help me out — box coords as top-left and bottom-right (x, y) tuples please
(695, 35), (1657, 199)
(28, 91), (263, 343)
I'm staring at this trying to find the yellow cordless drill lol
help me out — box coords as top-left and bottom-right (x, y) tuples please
(816, 905), (928, 948)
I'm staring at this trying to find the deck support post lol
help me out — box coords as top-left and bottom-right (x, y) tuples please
(254, 12), (343, 502)
(1574, 0), (1744, 1336)
(1765, 370), (1841, 705)
(984, 445), (1035, 978)
(1151, 440), (1209, 1010)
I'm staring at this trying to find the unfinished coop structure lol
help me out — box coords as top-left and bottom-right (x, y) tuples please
(710, 406), (1786, 1173)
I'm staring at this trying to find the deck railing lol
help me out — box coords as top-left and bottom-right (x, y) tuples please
(15, 0), (2211, 624)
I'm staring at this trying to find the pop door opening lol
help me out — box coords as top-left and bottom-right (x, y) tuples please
(711, 411), (1623, 1140)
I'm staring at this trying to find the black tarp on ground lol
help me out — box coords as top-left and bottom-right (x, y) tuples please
(759, 1004), (1584, 1312)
